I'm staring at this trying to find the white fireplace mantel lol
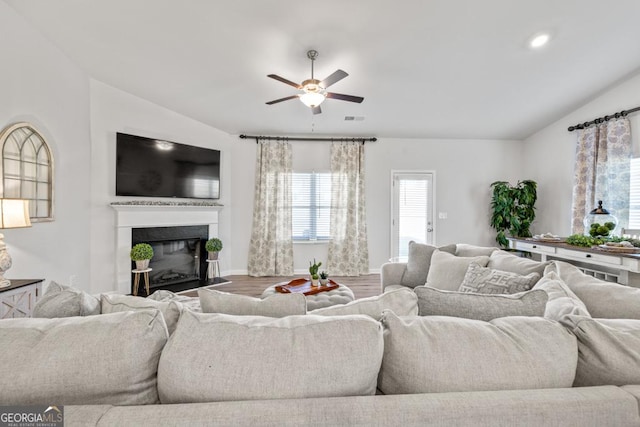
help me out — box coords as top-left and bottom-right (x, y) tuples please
(111, 202), (223, 294)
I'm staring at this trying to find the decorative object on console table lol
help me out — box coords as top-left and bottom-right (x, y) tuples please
(0, 199), (32, 288)
(584, 200), (618, 237)
(489, 180), (537, 248)
(130, 242), (154, 270)
(0, 279), (44, 318)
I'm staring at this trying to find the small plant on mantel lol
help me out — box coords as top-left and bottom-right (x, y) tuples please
(205, 237), (223, 260)
(130, 243), (154, 270)
(309, 259), (322, 286)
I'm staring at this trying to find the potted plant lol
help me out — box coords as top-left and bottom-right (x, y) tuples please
(309, 259), (322, 286)
(205, 237), (223, 260)
(319, 271), (329, 286)
(489, 180), (537, 248)
(130, 243), (154, 270)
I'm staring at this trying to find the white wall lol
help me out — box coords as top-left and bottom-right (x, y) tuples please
(89, 80), (234, 293)
(0, 2), (92, 286)
(523, 69), (640, 236)
(230, 137), (523, 274)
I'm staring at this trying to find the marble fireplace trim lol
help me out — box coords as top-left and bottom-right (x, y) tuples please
(111, 203), (223, 294)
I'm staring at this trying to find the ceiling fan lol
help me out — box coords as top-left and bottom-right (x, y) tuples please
(266, 50), (364, 115)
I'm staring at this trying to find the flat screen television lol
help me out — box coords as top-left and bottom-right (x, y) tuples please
(116, 132), (220, 199)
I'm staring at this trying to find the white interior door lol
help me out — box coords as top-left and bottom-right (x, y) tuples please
(391, 171), (435, 259)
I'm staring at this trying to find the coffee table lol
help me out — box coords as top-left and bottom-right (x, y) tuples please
(261, 281), (355, 311)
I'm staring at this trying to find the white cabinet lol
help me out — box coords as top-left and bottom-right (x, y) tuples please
(0, 279), (43, 318)
(508, 238), (640, 287)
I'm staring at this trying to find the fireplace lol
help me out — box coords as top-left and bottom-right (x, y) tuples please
(132, 225), (208, 294)
(111, 202), (223, 295)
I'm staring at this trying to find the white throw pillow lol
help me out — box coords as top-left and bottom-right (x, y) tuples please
(533, 272), (590, 321)
(198, 288), (306, 317)
(425, 250), (490, 291)
(414, 286), (547, 321)
(101, 294), (182, 335)
(33, 281), (100, 318)
(487, 250), (549, 279)
(310, 287), (418, 318)
(458, 263), (540, 294)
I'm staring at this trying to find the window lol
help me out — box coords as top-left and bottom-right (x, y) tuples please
(629, 158), (640, 228)
(0, 123), (54, 221)
(292, 172), (331, 240)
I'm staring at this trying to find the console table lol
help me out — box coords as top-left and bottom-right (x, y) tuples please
(0, 279), (44, 318)
(508, 238), (640, 287)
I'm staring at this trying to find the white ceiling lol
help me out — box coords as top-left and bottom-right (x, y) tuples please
(5, 0), (640, 140)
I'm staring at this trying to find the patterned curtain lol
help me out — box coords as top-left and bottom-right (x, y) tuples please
(327, 142), (369, 276)
(571, 118), (631, 234)
(247, 140), (294, 276)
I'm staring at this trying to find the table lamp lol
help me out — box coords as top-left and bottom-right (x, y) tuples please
(0, 199), (32, 288)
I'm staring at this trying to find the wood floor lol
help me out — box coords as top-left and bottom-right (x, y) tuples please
(180, 274), (382, 299)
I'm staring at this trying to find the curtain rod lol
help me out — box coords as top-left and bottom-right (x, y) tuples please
(567, 106), (640, 132)
(239, 134), (377, 143)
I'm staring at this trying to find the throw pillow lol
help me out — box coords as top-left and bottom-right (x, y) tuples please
(399, 241), (455, 288)
(158, 311), (383, 403)
(101, 294), (182, 335)
(458, 262), (540, 294)
(455, 243), (499, 257)
(425, 250), (490, 291)
(0, 310), (167, 405)
(560, 315), (640, 387)
(198, 288), (306, 317)
(532, 272), (590, 321)
(548, 261), (640, 319)
(378, 310), (577, 394)
(309, 287), (418, 318)
(32, 281), (100, 318)
(487, 249), (549, 280)
(414, 286), (548, 321)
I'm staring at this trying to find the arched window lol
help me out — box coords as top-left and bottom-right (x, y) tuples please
(0, 123), (53, 221)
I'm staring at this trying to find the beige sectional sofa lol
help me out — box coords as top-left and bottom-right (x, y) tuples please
(1, 244), (640, 426)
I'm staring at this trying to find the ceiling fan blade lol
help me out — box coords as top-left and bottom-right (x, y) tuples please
(265, 95), (299, 105)
(312, 105), (322, 115)
(326, 92), (364, 103)
(267, 74), (302, 89)
(320, 69), (348, 88)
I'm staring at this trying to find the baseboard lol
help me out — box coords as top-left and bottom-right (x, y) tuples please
(228, 269), (380, 276)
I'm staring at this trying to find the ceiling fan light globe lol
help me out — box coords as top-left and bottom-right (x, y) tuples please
(300, 92), (326, 108)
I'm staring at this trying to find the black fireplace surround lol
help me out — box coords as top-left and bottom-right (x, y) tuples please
(131, 225), (209, 295)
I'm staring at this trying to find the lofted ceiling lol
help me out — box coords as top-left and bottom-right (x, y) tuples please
(5, 0), (640, 140)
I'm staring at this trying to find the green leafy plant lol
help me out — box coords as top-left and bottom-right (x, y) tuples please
(490, 180), (537, 248)
(319, 271), (328, 280)
(130, 243), (154, 261)
(205, 237), (223, 253)
(309, 259), (322, 280)
(565, 234), (605, 247)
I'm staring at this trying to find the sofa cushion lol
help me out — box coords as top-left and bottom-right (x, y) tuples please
(425, 250), (490, 291)
(32, 281), (100, 318)
(310, 287), (418, 318)
(560, 315), (640, 387)
(147, 289), (202, 312)
(0, 310), (167, 405)
(532, 272), (590, 321)
(548, 261), (640, 319)
(158, 311), (383, 403)
(400, 241), (456, 288)
(458, 263), (540, 294)
(455, 243), (499, 257)
(198, 288), (306, 317)
(378, 311), (577, 394)
(487, 250), (549, 279)
(414, 286), (548, 321)
(101, 294), (182, 334)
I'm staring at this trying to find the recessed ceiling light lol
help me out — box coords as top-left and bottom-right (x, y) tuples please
(529, 33), (550, 49)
